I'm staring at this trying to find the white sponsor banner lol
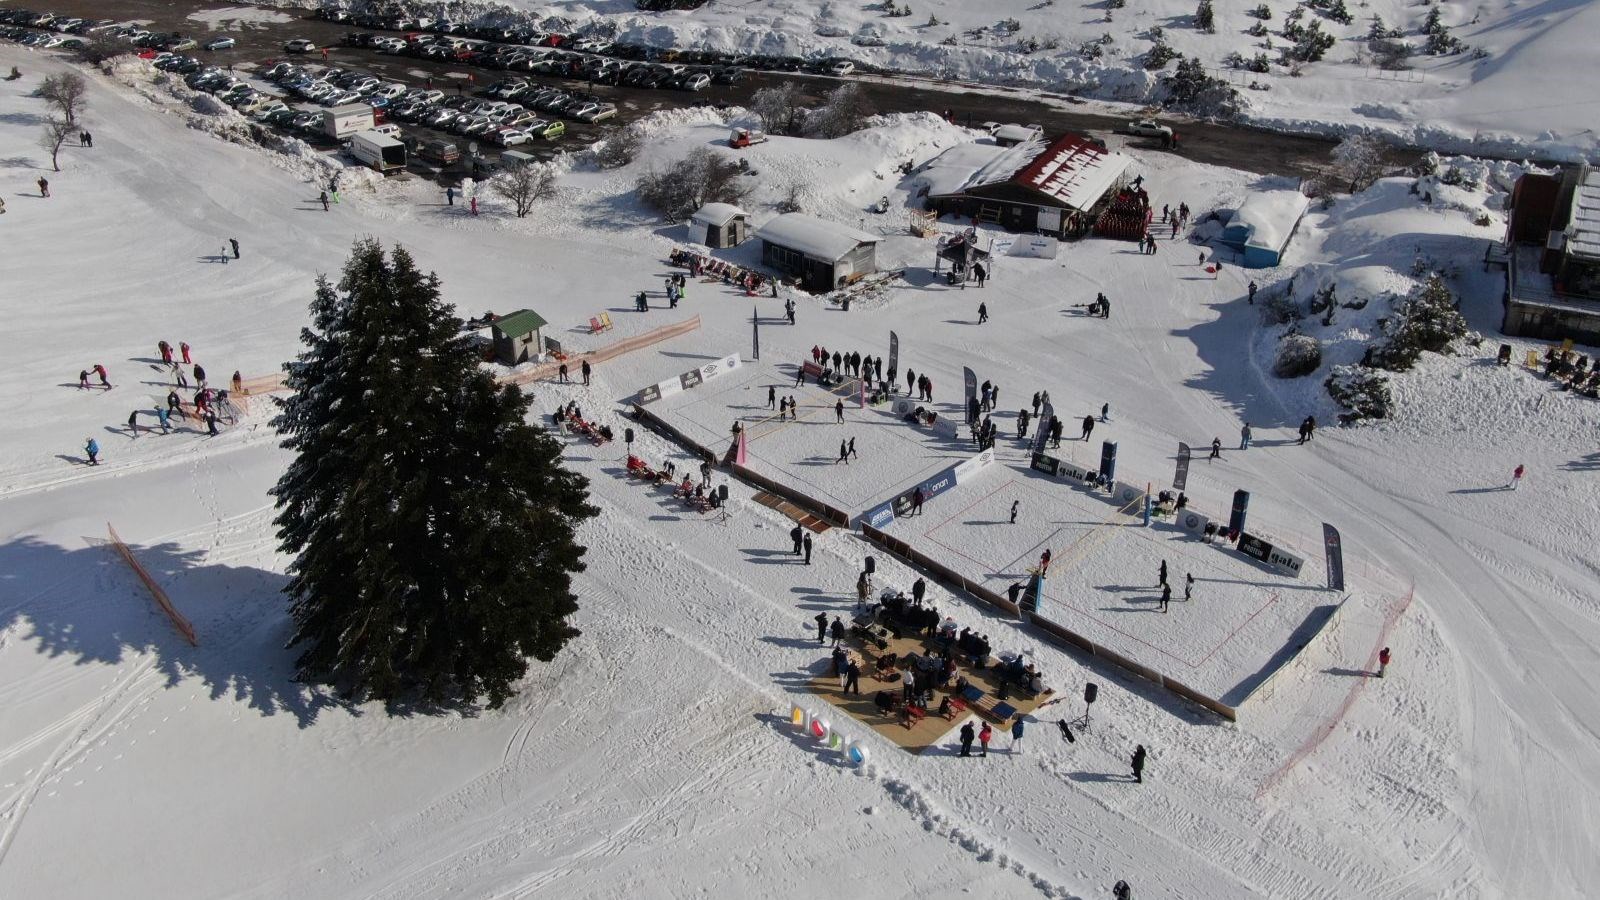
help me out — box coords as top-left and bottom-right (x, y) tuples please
(1008, 236), (1059, 259)
(1266, 545), (1306, 578)
(892, 397), (917, 417)
(1059, 461), (1094, 483)
(1113, 481), (1144, 508)
(953, 448), (995, 483)
(699, 353), (742, 382)
(1177, 510), (1210, 536)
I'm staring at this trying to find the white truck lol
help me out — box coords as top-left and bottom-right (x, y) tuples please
(323, 103), (375, 140)
(349, 130), (407, 174)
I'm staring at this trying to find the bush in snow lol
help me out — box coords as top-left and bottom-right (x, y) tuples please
(1283, 19), (1335, 62)
(1260, 285), (1302, 324)
(1273, 332), (1323, 378)
(804, 82), (874, 139)
(636, 148), (749, 222)
(1330, 133), (1387, 191)
(1369, 37), (1413, 70)
(1367, 276), (1467, 371)
(594, 123), (644, 169)
(1325, 365), (1392, 421)
(750, 81), (804, 136)
(489, 159), (558, 218)
(1143, 40), (1180, 70)
(1195, 0), (1216, 33)
(1247, 21), (1269, 37)
(1248, 4), (1273, 19)
(1161, 57), (1242, 118)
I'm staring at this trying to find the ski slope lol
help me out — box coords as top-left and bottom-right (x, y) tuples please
(1, 43), (1598, 899)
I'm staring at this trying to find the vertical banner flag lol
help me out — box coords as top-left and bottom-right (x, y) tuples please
(735, 427), (749, 466)
(751, 307), (760, 360)
(888, 331), (899, 381)
(963, 367), (977, 403)
(1173, 443), (1191, 491)
(1033, 401), (1054, 454)
(859, 373), (867, 408)
(1322, 523), (1345, 591)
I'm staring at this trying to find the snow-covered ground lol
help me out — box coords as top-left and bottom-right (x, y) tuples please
(460, 0), (1600, 159)
(3, 43), (1599, 899)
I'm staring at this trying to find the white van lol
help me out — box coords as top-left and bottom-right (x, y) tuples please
(349, 130), (407, 173)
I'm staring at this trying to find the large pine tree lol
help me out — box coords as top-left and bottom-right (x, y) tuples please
(271, 240), (596, 708)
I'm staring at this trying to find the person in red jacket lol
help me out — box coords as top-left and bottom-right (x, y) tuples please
(978, 722), (993, 757)
(1377, 646), (1391, 679)
(93, 363), (110, 389)
(1509, 464), (1525, 490)
(180, 341), (192, 365)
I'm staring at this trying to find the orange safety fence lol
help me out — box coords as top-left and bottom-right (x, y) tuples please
(106, 523), (198, 646)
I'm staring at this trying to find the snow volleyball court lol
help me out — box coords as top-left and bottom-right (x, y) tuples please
(892, 462), (1345, 706)
(655, 360), (975, 513)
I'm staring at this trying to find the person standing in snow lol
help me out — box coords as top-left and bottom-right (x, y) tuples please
(319, 190), (330, 211)
(557, 362), (569, 383)
(978, 301), (988, 324)
(835, 399), (844, 423)
(767, 385), (777, 410)
(78, 369), (90, 390)
(843, 659), (861, 696)
(1248, 281), (1258, 304)
(790, 524), (803, 555)
(1240, 423), (1252, 450)
(1010, 500), (1020, 524)
(84, 437), (100, 465)
(127, 410), (141, 437)
(1100, 402), (1109, 423)
(581, 359), (592, 386)
(1016, 409), (1030, 438)
(1209, 437), (1222, 460)
(1010, 718), (1025, 753)
(912, 576), (926, 606)
(446, 186), (455, 206)
(229, 238), (240, 260)
(836, 439), (849, 465)
(1159, 560), (1168, 587)
(1509, 464), (1525, 490)
(1081, 415), (1094, 441)
(154, 406), (171, 434)
(193, 364), (207, 386)
(830, 616), (845, 647)
(959, 721), (976, 757)
(1039, 548), (1052, 575)
(911, 487), (924, 515)
(37, 176), (49, 197)
(855, 571), (870, 608)
(180, 342), (192, 365)
(1377, 646), (1391, 678)
(815, 611), (829, 644)
(1159, 583), (1171, 613)
(974, 262), (987, 287)
(93, 364), (110, 389)
(167, 390), (185, 419)
(848, 437), (857, 459)
(1131, 745), (1147, 783)
(1184, 572), (1194, 601)
(803, 533), (813, 565)
(158, 340), (173, 364)
(978, 722), (993, 757)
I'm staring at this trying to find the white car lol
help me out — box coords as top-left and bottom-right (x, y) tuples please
(682, 73), (711, 91)
(283, 39), (317, 54)
(827, 60), (856, 76)
(370, 83), (408, 101)
(202, 37), (236, 50)
(1127, 119), (1173, 139)
(492, 128), (532, 146)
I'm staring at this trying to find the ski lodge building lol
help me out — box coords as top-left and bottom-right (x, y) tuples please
(1499, 165), (1600, 343)
(754, 213), (879, 293)
(913, 133), (1131, 238)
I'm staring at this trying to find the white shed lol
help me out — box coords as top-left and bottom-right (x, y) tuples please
(754, 213), (880, 293)
(688, 203), (751, 249)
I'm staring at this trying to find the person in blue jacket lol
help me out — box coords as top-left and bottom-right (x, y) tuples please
(84, 437), (100, 465)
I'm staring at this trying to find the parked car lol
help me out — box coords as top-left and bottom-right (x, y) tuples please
(572, 102), (616, 123)
(827, 60), (855, 76)
(418, 139), (461, 164)
(530, 119), (566, 139)
(681, 72), (711, 91)
(283, 38), (316, 53)
(1126, 119), (1173, 139)
(202, 36), (234, 51)
(491, 127), (532, 146)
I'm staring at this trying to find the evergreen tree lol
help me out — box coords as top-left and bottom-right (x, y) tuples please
(271, 240), (596, 709)
(1196, 0), (1216, 33)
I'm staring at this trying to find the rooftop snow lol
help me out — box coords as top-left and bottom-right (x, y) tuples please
(691, 202), (748, 228)
(1568, 168), (1600, 261)
(754, 213), (878, 261)
(914, 141), (1013, 198)
(1230, 190), (1312, 253)
(924, 134), (1130, 211)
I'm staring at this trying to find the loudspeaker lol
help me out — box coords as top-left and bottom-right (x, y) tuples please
(864, 556), (876, 575)
(1084, 683), (1098, 705)
(717, 485), (729, 501)
(625, 427), (635, 444)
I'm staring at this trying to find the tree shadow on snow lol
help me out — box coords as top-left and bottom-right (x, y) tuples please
(0, 534), (351, 728)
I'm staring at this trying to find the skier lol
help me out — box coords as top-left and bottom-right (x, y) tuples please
(1209, 437), (1221, 460)
(815, 611), (829, 644)
(1509, 464), (1525, 490)
(836, 439), (849, 465)
(180, 342), (192, 365)
(959, 721), (976, 757)
(830, 616), (845, 646)
(1240, 423), (1252, 450)
(844, 659), (861, 695)
(803, 533), (813, 565)
(229, 238), (239, 260)
(1184, 572), (1194, 601)
(978, 301), (988, 324)
(154, 406), (171, 434)
(84, 437), (100, 465)
(1010, 717), (1024, 754)
(127, 409), (140, 437)
(1159, 583), (1171, 613)
(1131, 744), (1147, 783)
(835, 399), (845, 423)
(978, 722), (993, 757)
(1081, 415), (1094, 441)
(767, 385), (777, 410)
(1159, 560), (1168, 587)
(1377, 646), (1391, 678)
(581, 359), (592, 386)
(790, 524), (803, 555)
(1010, 500), (1020, 524)
(319, 190), (330, 211)
(94, 364), (110, 389)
